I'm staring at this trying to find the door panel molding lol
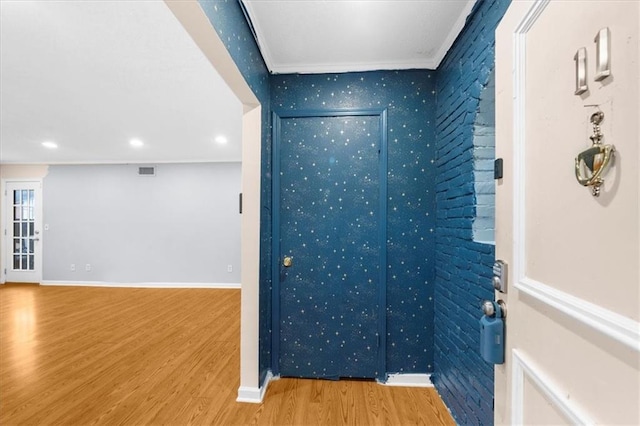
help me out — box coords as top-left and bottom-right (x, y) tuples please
(512, 0), (548, 290)
(511, 0), (640, 353)
(512, 0), (548, 295)
(511, 349), (594, 425)
(271, 108), (388, 379)
(517, 278), (640, 352)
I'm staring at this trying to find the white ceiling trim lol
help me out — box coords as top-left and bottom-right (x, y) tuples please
(3, 159), (240, 166)
(271, 58), (442, 75)
(240, 0), (277, 72)
(431, 0), (477, 70)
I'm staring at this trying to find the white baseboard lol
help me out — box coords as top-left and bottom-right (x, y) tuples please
(237, 370), (275, 403)
(380, 373), (434, 387)
(40, 280), (240, 289)
(236, 371), (430, 403)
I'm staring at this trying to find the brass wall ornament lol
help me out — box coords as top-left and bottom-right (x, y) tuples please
(575, 111), (615, 197)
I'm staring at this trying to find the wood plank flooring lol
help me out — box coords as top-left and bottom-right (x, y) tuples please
(0, 284), (454, 425)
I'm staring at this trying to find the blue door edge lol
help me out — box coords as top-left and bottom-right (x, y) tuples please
(271, 110), (283, 376)
(271, 108), (389, 381)
(377, 109), (388, 382)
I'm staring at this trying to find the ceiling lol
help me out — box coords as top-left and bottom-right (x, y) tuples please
(1, 0), (477, 165)
(241, 0), (477, 74)
(0, 0), (242, 165)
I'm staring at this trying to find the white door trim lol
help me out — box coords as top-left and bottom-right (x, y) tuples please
(2, 179), (44, 283)
(1, 179), (4, 284)
(511, 349), (594, 425)
(511, 0), (640, 353)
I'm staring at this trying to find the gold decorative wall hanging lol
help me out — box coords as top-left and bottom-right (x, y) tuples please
(575, 111), (615, 197)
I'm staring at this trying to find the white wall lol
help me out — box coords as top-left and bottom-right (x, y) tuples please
(42, 162), (241, 286)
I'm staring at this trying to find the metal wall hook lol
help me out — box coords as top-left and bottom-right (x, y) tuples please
(590, 111), (604, 126)
(589, 111), (604, 144)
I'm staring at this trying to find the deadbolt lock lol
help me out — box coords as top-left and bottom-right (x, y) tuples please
(493, 260), (507, 293)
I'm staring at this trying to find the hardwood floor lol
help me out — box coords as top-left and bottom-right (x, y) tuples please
(0, 284), (454, 425)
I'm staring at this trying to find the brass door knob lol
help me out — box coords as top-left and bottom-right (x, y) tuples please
(283, 256), (293, 267)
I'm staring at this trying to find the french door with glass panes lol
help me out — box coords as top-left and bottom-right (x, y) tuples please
(4, 181), (43, 283)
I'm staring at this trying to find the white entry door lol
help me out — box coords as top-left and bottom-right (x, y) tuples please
(4, 181), (43, 283)
(495, 1), (639, 425)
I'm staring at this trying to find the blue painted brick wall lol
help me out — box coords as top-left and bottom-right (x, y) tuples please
(433, 0), (511, 425)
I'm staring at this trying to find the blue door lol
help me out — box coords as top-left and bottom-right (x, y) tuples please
(275, 112), (386, 379)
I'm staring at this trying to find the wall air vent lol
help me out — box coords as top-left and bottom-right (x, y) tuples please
(138, 166), (156, 176)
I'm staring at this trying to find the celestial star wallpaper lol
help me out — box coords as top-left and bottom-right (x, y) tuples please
(272, 71), (437, 374)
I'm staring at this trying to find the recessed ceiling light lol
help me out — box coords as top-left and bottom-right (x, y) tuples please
(129, 138), (144, 148)
(42, 141), (58, 149)
(214, 136), (228, 145)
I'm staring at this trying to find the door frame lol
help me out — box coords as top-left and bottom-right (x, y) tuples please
(271, 108), (388, 379)
(2, 178), (44, 284)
